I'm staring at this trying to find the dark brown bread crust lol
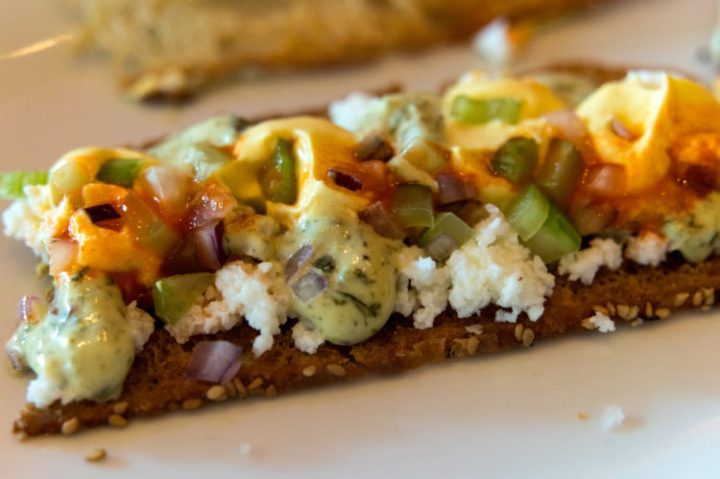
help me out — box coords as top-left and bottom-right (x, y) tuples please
(14, 254), (720, 436)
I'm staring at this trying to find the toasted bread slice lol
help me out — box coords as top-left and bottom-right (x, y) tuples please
(14, 254), (720, 436)
(63, 0), (614, 100)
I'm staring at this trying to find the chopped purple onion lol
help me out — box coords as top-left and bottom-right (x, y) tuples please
(328, 169), (363, 191)
(436, 173), (476, 205)
(6, 348), (27, 373)
(355, 134), (394, 162)
(192, 221), (224, 271)
(291, 271), (327, 302)
(186, 340), (243, 384)
(17, 295), (43, 325)
(358, 201), (404, 239)
(285, 244), (314, 281)
(425, 233), (457, 262)
(84, 203), (121, 223)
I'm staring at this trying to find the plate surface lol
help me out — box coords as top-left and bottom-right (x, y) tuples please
(1, 1), (720, 478)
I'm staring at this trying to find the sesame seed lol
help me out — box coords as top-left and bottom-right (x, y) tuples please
(581, 318), (596, 330)
(302, 365), (317, 377)
(248, 377), (264, 391)
(673, 292), (690, 307)
(233, 378), (248, 398)
(112, 401), (128, 415)
(605, 302), (616, 317)
(592, 305), (609, 316)
(692, 291), (704, 307)
(521, 328), (535, 347)
(182, 398), (203, 410)
(85, 448), (107, 463)
(616, 304), (631, 320)
(702, 288), (715, 306)
(206, 385), (227, 402)
(326, 364), (347, 377)
(514, 323), (524, 342)
(702, 305), (712, 311)
(224, 381), (237, 398)
(630, 318), (644, 328)
(644, 302), (653, 318)
(655, 307), (671, 319)
(628, 305), (640, 320)
(265, 385), (278, 397)
(61, 417), (79, 436)
(107, 414), (127, 428)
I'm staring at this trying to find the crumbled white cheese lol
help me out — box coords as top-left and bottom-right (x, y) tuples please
(589, 312), (616, 333)
(292, 320), (325, 354)
(447, 205), (554, 323)
(2, 185), (72, 260)
(599, 405), (626, 430)
(558, 238), (623, 285)
(395, 246), (451, 329)
(126, 301), (155, 352)
(166, 260), (291, 355)
(328, 92), (382, 135)
(625, 231), (669, 266)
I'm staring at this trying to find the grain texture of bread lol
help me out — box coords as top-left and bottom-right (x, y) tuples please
(63, 0), (615, 100)
(14, 254), (720, 436)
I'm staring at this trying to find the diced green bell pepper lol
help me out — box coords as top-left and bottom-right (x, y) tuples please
(524, 204), (581, 263)
(490, 137), (539, 184)
(393, 183), (434, 229)
(152, 273), (214, 324)
(536, 138), (584, 205)
(96, 158), (144, 187)
(450, 95), (523, 125)
(260, 138), (297, 204)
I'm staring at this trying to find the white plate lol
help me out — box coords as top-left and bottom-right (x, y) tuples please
(1, 0), (720, 478)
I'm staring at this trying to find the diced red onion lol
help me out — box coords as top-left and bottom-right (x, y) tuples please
(48, 240), (78, 276)
(436, 173), (476, 205)
(570, 201), (617, 236)
(425, 233), (457, 262)
(84, 203), (121, 223)
(285, 244), (314, 281)
(610, 117), (635, 141)
(358, 201), (404, 239)
(186, 340), (243, 384)
(191, 221), (224, 271)
(355, 134), (394, 162)
(190, 185), (236, 229)
(291, 271), (327, 302)
(17, 295), (44, 325)
(142, 165), (192, 217)
(584, 164), (627, 196)
(674, 161), (718, 194)
(328, 169), (363, 191)
(543, 109), (588, 145)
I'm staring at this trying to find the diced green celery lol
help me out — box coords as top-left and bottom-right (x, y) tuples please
(450, 95), (523, 125)
(152, 273), (214, 324)
(524, 204), (581, 263)
(490, 137), (539, 184)
(536, 138), (584, 205)
(418, 212), (474, 248)
(393, 184), (434, 228)
(504, 185), (550, 241)
(0, 171), (48, 199)
(96, 158), (144, 187)
(260, 138), (297, 204)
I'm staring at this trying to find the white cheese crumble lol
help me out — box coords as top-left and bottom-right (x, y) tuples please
(395, 247), (451, 329)
(558, 238), (623, 285)
(625, 231), (669, 266)
(126, 301), (155, 352)
(2, 185), (72, 261)
(165, 260), (291, 355)
(589, 312), (616, 333)
(328, 92), (382, 136)
(447, 205), (554, 323)
(599, 405), (626, 431)
(292, 320), (325, 354)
